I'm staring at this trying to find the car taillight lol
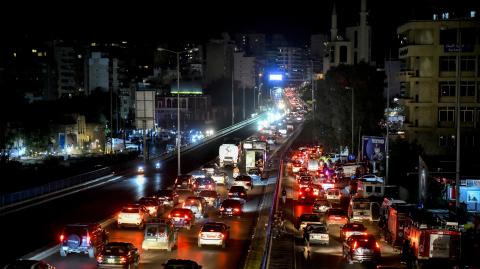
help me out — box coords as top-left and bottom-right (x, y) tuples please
(184, 214), (189, 219)
(168, 214), (171, 218)
(375, 242), (380, 249)
(86, 235), (90, 243)
(299, 191), (303, 195)
(97, 255), (103, 263)
(198, 232), (203, 237)
(353, 241), (358, 249)
(220, 207), (225, 211)
(119, 256), (127, 263)
(234, 208), (240, 212)
(228, 192), (233, 195)
(60, 234), (64, 241)
(221, 233), (225, 238)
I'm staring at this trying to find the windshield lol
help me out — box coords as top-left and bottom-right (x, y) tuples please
(145, 225), (166, 236)
(121, 207), (140, 213)
(301, 214), (320, 221)
(104, 245), (128, 255)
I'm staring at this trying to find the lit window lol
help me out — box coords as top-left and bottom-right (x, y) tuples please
(471, 11), (476, 18)
(32, 49), (37, 53)
(13, 52), (16, 57)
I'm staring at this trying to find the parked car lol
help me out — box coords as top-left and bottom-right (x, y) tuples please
(198, 222), (230, 248)
(342, 234), (381, 264)
(97, 242), (140, 268)
(59, 223), (108, 258)
(142, 218), (177, 251)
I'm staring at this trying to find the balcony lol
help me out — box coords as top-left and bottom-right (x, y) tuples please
(398, 44), (434, 58)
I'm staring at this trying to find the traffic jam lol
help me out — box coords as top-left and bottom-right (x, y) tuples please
(282, 144), (464, 268)
(27, 97), (299, 269)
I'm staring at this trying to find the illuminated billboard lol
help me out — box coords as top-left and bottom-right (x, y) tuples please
(269, 74), (283, 81)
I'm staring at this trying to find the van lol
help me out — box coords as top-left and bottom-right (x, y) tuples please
(307, 159), (319, 172)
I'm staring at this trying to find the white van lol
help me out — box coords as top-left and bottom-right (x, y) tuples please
(307, 159), (319, 172)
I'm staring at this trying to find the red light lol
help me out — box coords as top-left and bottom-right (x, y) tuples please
(119, 256), (127, 263)
(184, 214), (189, 219)
(228, 192), (233, 195)
(299, 191), (303, 195)
(221, 233), (225, 238)
(60, 234), (64, 241)
(97, 255), (103, 263)
(353, 241), (357, 249)
(376, 242), (380, 249)
(234, 208), (240, 212)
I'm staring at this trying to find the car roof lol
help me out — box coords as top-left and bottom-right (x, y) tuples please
(343, 223), (366, 229)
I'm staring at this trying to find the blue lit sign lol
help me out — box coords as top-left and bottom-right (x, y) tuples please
(269, 74), (283, 81)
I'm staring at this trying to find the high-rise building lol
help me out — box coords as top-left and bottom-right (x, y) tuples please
(87, 52), (109, 93)
(234, 51), (256, 89)
(397, 17), (480, 155)
(310, 34), (328, 73)
(206, 33), (235, 83)
(53, 42), (85, 98)
(276, 47), (307, 86)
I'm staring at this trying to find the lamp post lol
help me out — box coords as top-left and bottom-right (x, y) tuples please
(157, 47), (198, 175)
(345, 86), (354, 155)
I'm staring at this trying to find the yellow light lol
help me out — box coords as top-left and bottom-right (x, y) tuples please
(13, 52), (16, 57)
(32, 49), (37, 53)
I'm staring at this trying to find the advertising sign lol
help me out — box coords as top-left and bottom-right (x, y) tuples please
(362, 136), (385, 161)
(269, 74), (283, 81)
(467, 191), (480, 203)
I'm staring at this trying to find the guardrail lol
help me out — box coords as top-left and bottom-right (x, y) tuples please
(0, 167), (112, 208)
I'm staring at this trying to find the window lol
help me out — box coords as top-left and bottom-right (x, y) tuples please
(340, 46), (348, 63)
(439, 81), (456, 96)
(330, 46), (335, 63)
(366, 186), (373, 193)
(374, 187), (382, 193)
(461, 56), (475, 71)
(460, 107), (474, 122)
(438, 107), (455, 122)
(439, 56), (456, 71)
(460, 81), (475, 96)
(440, 29), (456, 45)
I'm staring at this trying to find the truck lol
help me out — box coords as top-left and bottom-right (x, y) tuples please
(385, 203), (416, 246)
(219, 144), (239, 167)
(404, 209), (462, 266)
(244, 140), (267, 172)
(348, 196), (380, 222)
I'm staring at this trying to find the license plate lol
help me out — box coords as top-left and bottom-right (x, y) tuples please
(227, 208), (232, 212)
(174, 217), (180, 221)
(207, 234), (216, 238)
(108, 258), (115, 263)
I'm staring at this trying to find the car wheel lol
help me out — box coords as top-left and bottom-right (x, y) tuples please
(60, 249), (67, 257)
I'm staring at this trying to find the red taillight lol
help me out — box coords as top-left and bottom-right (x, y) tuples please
(119, 256), (127, 263)
(299, 191), (303, 195)
(184, 214), (189, 219)
(353, 241), (358, 249)
(221, 233), (225, 238)
(168, 214), (171, 218)
(234, 208), (240, 212)
(60, 234), (64, 241)
(97, 255), (103, 263)
(228, 192), (233, 195)
(375, 242), (380, 249)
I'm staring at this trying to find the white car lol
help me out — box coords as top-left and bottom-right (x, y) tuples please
(117, 204), (148, 229)
(304, 223), (329, 245)
(233, 175), (253, 190)
(211, 171), (228, 185)
(326, 188), (341, 201)
(198, 222), (229, 248)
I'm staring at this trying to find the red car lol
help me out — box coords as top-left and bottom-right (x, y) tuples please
(168, 208), (195, 230)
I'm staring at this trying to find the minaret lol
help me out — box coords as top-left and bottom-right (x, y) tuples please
(330, 2), (338, 41)
(358, 0), (369, 62)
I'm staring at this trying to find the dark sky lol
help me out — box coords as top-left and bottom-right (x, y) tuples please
(3, 0), (478, 60)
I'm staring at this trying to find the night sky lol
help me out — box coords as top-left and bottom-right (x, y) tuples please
(3, 0), (478, 61)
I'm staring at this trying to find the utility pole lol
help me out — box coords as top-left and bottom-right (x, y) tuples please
(231, 72), (235, 125)
(110, 85), (113, 154)
(385, 55), (391, 185)
(455, 22), (462, 208)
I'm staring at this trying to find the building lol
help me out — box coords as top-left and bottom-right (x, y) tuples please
(235, 33), (266, 57)
(234, 51), (256, 89)
(397, 18), (480, 155)
(155, 82), (212, 129)
(323, 0), (372, 72)
(276, 47), (307, 86)
(310, 34), (328, 73)
(54, 44), (84, 98)
(87, 52), (109, 93)
(206, 33), (235, 83)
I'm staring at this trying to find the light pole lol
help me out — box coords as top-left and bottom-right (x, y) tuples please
(157, 47), (198, 175)
(345, 86), (354, 156)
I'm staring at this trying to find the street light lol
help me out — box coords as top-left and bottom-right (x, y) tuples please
(157, 47), (198, 175)
(345, 86), (354, 157)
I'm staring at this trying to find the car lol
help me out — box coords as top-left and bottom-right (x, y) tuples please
(298, 187), (316, 203)
(299, 176), (312, 188)
(191, 169), (207, 179)
(142, 218), (177, 251)
(198, 190), (220, 208)
(247, 167), (261, 177)
(313, 199), (331, 213)
(201, 163), (217, 175)
(182, 196), (207, 218)
(154, 189), (179, 207)
(296, 213), (323, 231)
(137, 165), (145, 174)
(4, 260), (55, 269)
(228, 186), (248, 201)
(154, 161), (161, 169)
(198, 222), (230, 248)
(59, 223), (108, 258)
(117, 204), (148, 229)
(266, 136), (276, 145)
(326, 208), (349, 226)
(193, 177), (216, 193)
(162, 259), (202, 269)
(340, 223), (367, 241)
(139, 196), (163, 216)
(211, 171), (228, 185)
(174, 174), (194, 190)
(168, 208), (195, 230)
(304, 223), (329, 245)
(326, 188), (342, 201)
(233, 175), (253, 190)
(343, 234), (381, 264)
(219, 199), (243, 218)
(292, 160), (302, 173)
(96, 242), (139, 268)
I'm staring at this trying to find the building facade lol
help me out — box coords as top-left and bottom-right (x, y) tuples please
(397, 19), (480, 155)
(206, 34), (235, 83)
